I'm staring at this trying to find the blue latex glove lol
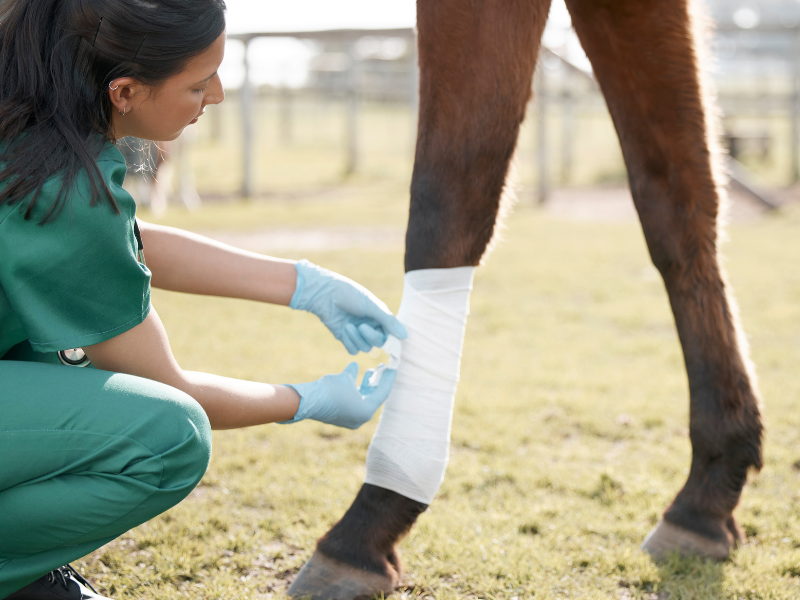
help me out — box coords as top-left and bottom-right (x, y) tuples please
(281, 362), (397, 429)
(291, 260), (407, 355)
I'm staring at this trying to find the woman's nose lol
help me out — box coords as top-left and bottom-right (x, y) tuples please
(205, 74), (225, 106)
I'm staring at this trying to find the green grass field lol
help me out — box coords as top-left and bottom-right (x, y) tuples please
(74, 195), (800, 600)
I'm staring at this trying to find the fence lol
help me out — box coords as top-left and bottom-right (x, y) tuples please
(180, 18), (800, 203)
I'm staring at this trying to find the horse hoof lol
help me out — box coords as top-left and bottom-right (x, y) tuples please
(287, 549), (398, 600)
(640, 520), (732, 561)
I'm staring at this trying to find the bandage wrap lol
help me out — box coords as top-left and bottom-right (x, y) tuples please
(364, 267), (475, 505)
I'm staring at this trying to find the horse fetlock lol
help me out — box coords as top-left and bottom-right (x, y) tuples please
(689, 389), (764, 481)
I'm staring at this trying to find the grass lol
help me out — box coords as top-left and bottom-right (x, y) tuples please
(74, 195), (800, 599)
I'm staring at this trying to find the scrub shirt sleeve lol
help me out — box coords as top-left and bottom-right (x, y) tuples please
(0, 157), (151, 353)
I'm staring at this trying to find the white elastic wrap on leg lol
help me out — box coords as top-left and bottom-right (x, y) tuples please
(365, 266), (475, 505)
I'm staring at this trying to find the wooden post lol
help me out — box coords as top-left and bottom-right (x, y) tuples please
(535, 64), (548, 204)
(344, 44), (359, 176)
(240, 36), (254, 198)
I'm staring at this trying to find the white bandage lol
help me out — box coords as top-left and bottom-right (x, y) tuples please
(364, 266), (475, 505)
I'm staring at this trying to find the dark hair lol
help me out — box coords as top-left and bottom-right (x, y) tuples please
(0, 0), (226, 222)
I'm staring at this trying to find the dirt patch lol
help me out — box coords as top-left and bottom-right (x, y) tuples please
(541, 184), (786, 223)
(198, 185), (795, 252)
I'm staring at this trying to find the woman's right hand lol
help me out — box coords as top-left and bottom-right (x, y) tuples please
(281, 362), (396, 429)
(290, 260), (407, 355)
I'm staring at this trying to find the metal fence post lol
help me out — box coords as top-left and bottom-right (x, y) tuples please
(240, 36), (254, 198)
(344, 44), (359, 176)
(410, 40), (420, 153)
(279, 86), (293, 147)
(209, 103), (222, 144)
(561, 70), (575, 186)
(535, 64), (549, 204)
(793, 25), (800, 183)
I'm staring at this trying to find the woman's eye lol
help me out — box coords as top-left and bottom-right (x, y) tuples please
(194, 87), (207, 94)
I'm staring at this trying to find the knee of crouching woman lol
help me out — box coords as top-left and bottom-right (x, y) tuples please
(150, 384), (213, 495)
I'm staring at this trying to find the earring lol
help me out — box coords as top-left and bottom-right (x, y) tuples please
(109, 83), (124, 115)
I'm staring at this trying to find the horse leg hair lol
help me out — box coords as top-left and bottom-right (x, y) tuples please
(565, 0), (763, 557)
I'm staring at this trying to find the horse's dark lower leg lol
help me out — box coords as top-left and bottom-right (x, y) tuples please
(316, 484), (427, 577)
(288, 1), (549, 597)
(566, 0), (763, 558)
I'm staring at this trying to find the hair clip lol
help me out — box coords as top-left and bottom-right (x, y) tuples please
(92, 16), (104, 47)
(132, 33), (148, 62)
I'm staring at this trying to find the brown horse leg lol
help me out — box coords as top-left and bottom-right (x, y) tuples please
(565, 0), (763, 559)
(287, 1), (550, 598)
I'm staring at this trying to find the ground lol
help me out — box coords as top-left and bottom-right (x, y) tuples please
(74, 185), (800, 600)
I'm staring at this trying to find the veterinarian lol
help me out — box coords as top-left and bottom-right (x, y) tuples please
(0, 1), (406, 598)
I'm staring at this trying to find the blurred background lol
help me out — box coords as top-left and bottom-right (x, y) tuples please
(126, 0), (800, 217)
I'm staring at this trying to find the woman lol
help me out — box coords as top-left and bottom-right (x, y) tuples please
(0, 1), (406, 598)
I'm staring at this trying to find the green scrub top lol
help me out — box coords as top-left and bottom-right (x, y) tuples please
(0, 141), (151, 358)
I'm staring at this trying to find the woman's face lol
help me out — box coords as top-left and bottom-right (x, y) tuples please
(110, 31), (226, 141)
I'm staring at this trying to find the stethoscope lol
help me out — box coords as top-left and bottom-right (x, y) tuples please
(58, 347), (91, 367)
(57, 222), (146, 368)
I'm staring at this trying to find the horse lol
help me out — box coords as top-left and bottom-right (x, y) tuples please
(288, 0), (764, 597)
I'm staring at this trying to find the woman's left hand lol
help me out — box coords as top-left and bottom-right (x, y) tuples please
(280, 362), (397, 429)
(290, 260), (407, 355)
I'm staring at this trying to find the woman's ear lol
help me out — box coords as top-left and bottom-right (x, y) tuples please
(108, 77), (145, 115)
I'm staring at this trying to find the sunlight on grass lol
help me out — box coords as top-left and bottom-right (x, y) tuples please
(76, 198), (800, 599)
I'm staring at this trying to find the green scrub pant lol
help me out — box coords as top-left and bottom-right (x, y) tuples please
(0, 348), (212, 598)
